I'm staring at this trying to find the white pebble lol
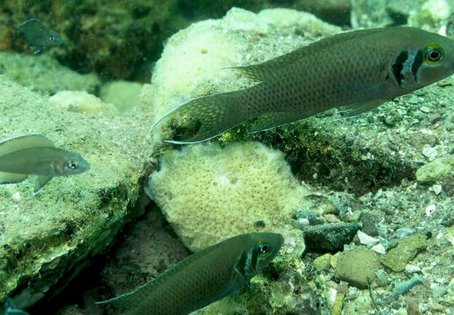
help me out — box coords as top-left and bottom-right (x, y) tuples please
(422, 145), (438, 160)
(405, 264), (422, 273)
(357, 230), (379, 246)
(371, 243), (386, 254)
(425, 204), (437, 216)
(430, 184), (443, 195)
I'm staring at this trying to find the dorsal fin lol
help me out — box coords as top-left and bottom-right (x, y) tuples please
(0, 134), (54, 157)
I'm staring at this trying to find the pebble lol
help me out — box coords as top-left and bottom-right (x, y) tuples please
(357, 230), (379, 247)
(390, 275), (425, 300)
(334, 248), (380, 289)
(382, 233), (429, 272)
(303, 222), (359, 252)
(371, 243), (386, 254)
(313, 253), (332, 271)
(425, 204), (437, 216)
(432, 285), (447, 299)
(416, 155), (454, 183)
(422, 145), (438, 160)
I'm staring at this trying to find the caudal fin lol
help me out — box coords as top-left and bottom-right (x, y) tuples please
(151, 91), (249, 144)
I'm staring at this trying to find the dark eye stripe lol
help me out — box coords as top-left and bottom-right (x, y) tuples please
(411, 49), (424, 82)
(392, 50), (408, 86)
(250, 246), (258, 271)
(236, 250), (248, 277)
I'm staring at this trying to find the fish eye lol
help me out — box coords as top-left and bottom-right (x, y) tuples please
(257, 242), (272, 255)
(424, 44), (443, 64)
(49, 35), (55, 42)
(66, 160), (79, 170)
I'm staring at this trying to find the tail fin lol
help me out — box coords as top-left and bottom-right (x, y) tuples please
(150, 91), (249, 144)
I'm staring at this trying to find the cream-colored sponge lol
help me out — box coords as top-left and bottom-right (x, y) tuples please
(146, 141), (309, 252)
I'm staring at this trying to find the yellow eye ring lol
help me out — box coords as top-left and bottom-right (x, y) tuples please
(424, 44), (444, 64)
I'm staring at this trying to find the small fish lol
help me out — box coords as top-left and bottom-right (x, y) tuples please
(0, 134), (90, 193)
(96, 232), (283, 315)
(2, 298), (30, 315)
(18, 18), (63, 54)
(152, 27), (454, 144)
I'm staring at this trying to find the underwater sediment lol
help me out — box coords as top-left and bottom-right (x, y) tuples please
(1, 3), (454, 315)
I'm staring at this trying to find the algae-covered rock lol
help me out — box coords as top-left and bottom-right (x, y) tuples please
(0, 52), (100, 94)
(415, 155), (454, 183)
(334, 248), (380, 288)
(146, 141), (306, 252)
(382, 233), (429, 272)
(303, 223), (360, 252)
(0, 75), (153, 308)
(1, 0), (187, 81)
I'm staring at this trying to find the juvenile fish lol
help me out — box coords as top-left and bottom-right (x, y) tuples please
(18, 18), (63, 54)
(152, 27), (454, 144)
(0, 134), (90, 192)
(96, 232), (283, 315)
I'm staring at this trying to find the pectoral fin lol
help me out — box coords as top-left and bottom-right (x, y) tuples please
(32, 175), (52, 193)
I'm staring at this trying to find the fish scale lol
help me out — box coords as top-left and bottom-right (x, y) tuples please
(96, 232), (283, 315)
(151, 27), (454, 143)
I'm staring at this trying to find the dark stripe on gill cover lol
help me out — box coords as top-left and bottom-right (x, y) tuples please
(411, 49), (424, 81)
(392, 50), (409, 86)
(236, 250), (248, 278)
(250, 247), (259, 276)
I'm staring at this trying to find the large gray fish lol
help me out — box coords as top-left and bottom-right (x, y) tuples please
(152, 27), (454, 144)
(96, 232), (283, 315)
(18, 18), (63, 54)
(0, 134), (90, 192)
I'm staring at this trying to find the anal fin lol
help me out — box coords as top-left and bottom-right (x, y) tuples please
(0, 172), (27, 184)
(338, 99), (387, 117)
(247, 111), (307, 133)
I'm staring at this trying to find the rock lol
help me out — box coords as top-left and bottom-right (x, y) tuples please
(313, 253), (332, 271)
(49, 90), (118, 115)
(292, 0), (351, 26)
(350, 0), (393, 28)
(381, 233), (428, 272)
(99, 80), (143, 112)
(357, 230), (379, 247)
(146, 141), (307, 252)
(334, 248), (380, 289)
(0, 75), (153, 306)
(407, 0), (452, 30)
(359, 211), (380, 236)
(0, 52), (100, 94)
(386, 0), (422, 25)
(2, 0), (188, 81)
(303, 223), (360, 252)
(416, 155), (454, 183)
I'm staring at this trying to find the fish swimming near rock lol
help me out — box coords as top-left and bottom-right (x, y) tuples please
(18, 18), (63, 54)
(96, 232), (283, 315)
(151, 26), (454, 144)
(0, 134), (90, 193)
